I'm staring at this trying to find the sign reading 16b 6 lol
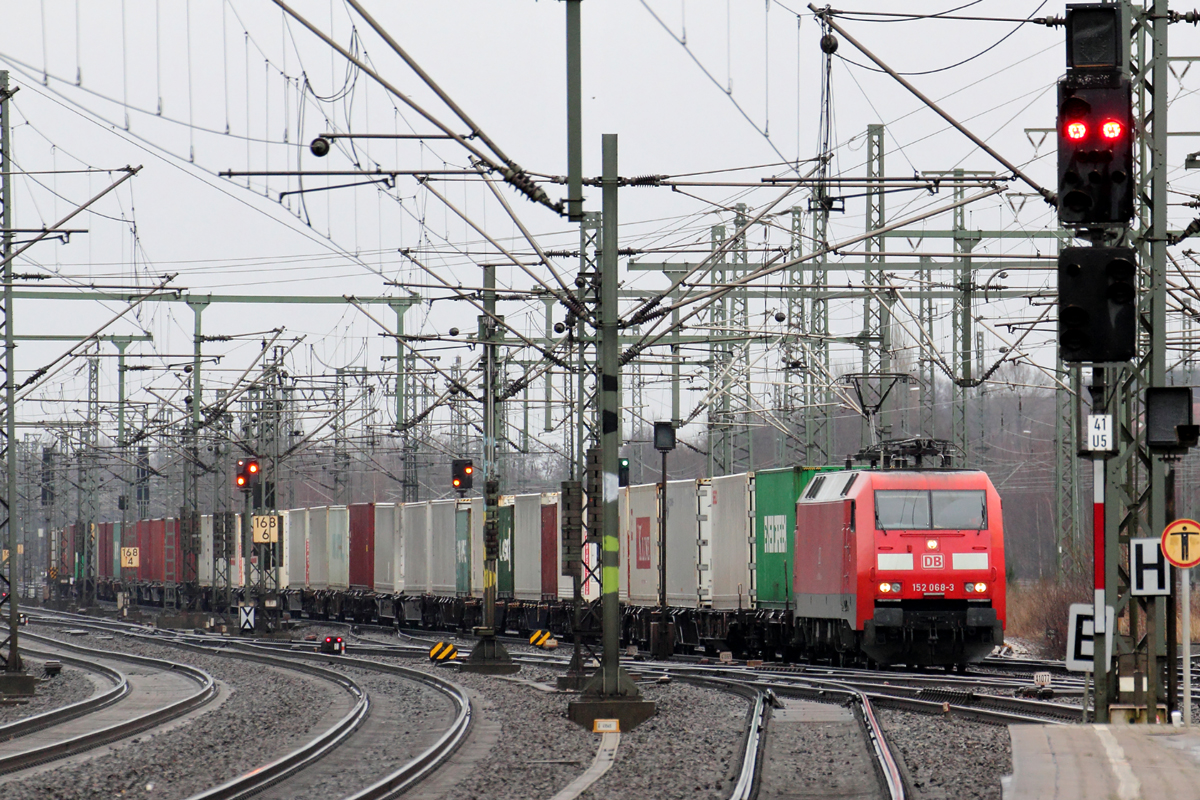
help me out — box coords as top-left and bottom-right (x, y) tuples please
(252, 515), (281, 544)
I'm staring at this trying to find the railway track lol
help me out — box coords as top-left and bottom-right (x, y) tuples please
(0, 632), (218, 777)
(28, 612), (474, 800)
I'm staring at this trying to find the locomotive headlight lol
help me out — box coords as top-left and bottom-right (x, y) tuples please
(925, 539), (938, 550)
(879, 582), (891, 593)
(891, 582), (901, 593)
(974, 582), (987, 593)
(965, 583), (975, 593)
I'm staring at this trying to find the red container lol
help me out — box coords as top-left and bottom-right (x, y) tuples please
(540, 503), (558, 600)
(135, 520), (148, 582)
(163, 518), (188, 584)
(146, 519), (167, 582)
(98, 522), (113, 579)
(348, 503), (375, 589)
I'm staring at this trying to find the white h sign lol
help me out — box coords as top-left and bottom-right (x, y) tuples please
(1130, 537), (1170, 596)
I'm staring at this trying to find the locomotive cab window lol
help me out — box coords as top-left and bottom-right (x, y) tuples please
(875, 490), (986, 530)
(931, 490), (986, 529)
(875, 490), (930, 529)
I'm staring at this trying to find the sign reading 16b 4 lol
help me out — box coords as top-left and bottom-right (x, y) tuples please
(251, 515), (280, 544)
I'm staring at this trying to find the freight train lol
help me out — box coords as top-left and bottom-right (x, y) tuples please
(47, 465), (1006, 667)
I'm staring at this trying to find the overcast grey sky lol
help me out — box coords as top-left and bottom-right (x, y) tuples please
(1, 1), (1196, 449)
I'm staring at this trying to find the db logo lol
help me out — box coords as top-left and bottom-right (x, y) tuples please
(922, 553), (944, 570)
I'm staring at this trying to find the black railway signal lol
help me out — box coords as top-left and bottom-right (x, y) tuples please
(451, 459), (474, 491)
(235, 458), (260, 491)
(1057, 246), (1137, 363)
(1057, 74), (1133, 226)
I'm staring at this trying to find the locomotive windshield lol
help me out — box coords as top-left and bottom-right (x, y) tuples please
(875, 489), (986, 530)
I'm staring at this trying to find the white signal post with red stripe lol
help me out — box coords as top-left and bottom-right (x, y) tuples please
(1087, 415), (1113, 649)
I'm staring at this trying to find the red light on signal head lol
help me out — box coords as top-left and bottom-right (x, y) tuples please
(464, 466), (473, 474)
(1065, 121), (1087, 140)
(248, 463), (258, 473)
(236, 476), (246, 486)
(1101, 119), (1123, 140)
(453, 478), (461, 487)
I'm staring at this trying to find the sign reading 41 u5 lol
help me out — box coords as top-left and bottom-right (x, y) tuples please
(251, 515), (281, 544)
(1087, 415), (1114, 452)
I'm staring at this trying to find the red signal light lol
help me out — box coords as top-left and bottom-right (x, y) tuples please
(248, 462), (259, 473)
(1100, 119), (1123, 140)
(236, 476), (246, 487)
(464, 465), (473, 475)
(1065, 121), (1087, 140)
(453, 478), (461, 487)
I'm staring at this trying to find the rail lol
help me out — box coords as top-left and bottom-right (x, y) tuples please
(0, 631), (218, 775)
(0, 646), (129, 742)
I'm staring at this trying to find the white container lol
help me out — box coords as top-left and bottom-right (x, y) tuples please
(283, 509), (307, 590)
(709, 473), (754, 610)
(665, 479), (701, 608)
(373, 503), (400, 594)
(307, 507), (329, 590)
(697, 480), (714, 605)
(428, 499), (457, 596)
(198, 515), (213, 586)
(624, 483), (659, 605)
(327, 505), (350, 591)
(513, 494), (543, 602)
(401, 502), (430, 594)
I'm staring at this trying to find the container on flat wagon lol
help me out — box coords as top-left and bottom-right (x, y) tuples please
(112, 522), (124, 580)
(327, 505), (350, 591)
(372, 503), (400, 594)
(540, 493), (566, 601)
(98, 522), (113, 579)
(664, 479), (702, 608)
(709, 473), (754, 610)
(752, 466), (845, 609)
(348, 503), (375, 590)
(401, 502), (430, 594)
(428, 499), (457, 596)
(453, 499), (471, 596)
(166, 518), (187, 584)
(307, 507), (329, 590)
(512, 493), (544, 602)
(199, 515), (213, 586)
(497, 496), (515, 598)
(282, 509), (306, 590)
(623, 483), (659, 605)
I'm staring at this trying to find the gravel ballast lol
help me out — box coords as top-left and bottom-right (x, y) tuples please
(0, 658), (95, 725)
(877, 707), (1012, 800)
(383, 661), (749, 800)
(2, 627), (341, 800)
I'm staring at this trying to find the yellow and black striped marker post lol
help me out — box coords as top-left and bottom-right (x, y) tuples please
(429, 642), (458, 662)
(530, 630), (553, 648)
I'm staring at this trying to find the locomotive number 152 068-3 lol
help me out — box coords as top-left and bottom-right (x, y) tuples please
(912, 583), (954, 593)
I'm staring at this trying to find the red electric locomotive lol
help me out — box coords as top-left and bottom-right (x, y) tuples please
(791, 469), (1005, 668)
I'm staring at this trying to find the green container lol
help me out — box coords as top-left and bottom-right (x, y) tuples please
(455, 506), (471, 596)
(498, 504), (514, 598)
(753, 466), (845, 609)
